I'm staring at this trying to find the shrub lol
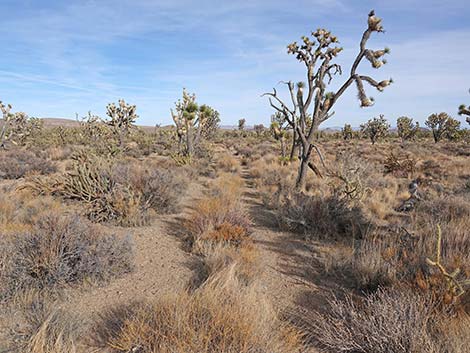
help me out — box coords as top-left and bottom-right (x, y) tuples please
(277, 192), (370, 240)
(305, 289), (440, 353)
(6, 291), (82, 352)
(0, 214), (133, 300)
(0, 150), (56, 179)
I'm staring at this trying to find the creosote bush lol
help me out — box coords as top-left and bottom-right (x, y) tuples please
(306, 289), (441, 353)
(0, 213), (133, 300)
(0, 149), (56, 179)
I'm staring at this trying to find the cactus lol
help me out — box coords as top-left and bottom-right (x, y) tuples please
(264, 10), (391, 190)
(426, 225), (470, 299)
(270, 113), (289, 158)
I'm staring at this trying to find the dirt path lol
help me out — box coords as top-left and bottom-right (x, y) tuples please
(65, 183), (206, 319)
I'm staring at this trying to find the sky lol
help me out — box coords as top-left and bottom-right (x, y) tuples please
(0, 0), (469, 127)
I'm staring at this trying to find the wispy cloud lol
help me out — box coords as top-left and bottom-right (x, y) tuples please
(0, 0), (469, 126)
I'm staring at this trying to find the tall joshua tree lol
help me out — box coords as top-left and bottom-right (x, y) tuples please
(263, 10), (392, 190)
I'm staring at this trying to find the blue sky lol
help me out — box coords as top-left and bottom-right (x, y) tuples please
(0, 0), (469, 127)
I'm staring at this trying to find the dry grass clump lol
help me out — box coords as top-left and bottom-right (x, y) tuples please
(305, 289), (441, 353)
(91, 266), (303, 353)
(0, 149), (56, 179)
(216, 153), (241, 174)
(0, 190), (62, 235)
(187, 175), (251, 253)
(0, 213), (133, 300)
(6, 291), (83, 353)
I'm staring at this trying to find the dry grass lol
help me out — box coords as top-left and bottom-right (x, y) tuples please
(187, 175), (251, 253)
(91, 257), (304, 353)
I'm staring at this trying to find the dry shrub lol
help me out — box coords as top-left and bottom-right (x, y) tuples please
(0, 149), (56, 179)
(277, 192), (370, 240)
(186, 195), (251, 253)
(383, 152), (417, 177)
(0, 190), (62, 235)
(305, 289), (440, 353)
(216, 153), (240, 173)
(6, 291), (82, 353)
(91, 266), (303, 353)
(0, 213), (133, 300)
(193, 243), (261, 288)
(332, 196), (470, 304)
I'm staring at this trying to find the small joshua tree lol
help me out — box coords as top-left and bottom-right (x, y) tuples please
(425, 112), (461, 143)
(342, 123), (353, 140)
(254, 124), (265, 136)
(0, 101), (42, 149)
(396, 116), (419, 142)
(264, 10), (392, 189)
(199, 104), (220, 139)
(171, 89), (217, 159)
(270, 112), (289, 158)
(360, 114), (390, 144)
(238, 118), (246, 131)
(106, 99), (138, 147)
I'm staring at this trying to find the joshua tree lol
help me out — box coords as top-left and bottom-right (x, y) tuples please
(263, 10), (391, 189)
(458, 104), (470, 125)
(254, 124), (265, 136)
(342, 123), (353, 140)
(238, 118), (246, 131)
(396, 116), (419, 142)
(360, 114), (390, 144)
(0, 101), (42, 149)
(171, 89), (216, 159)
(270, 113), (289, 158)
(106, 99), (138, 147)
(425, 112), (461, 143)
(198, 104), (220, 139)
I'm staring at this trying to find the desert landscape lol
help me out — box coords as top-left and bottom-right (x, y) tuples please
(1, 4), (470, 353)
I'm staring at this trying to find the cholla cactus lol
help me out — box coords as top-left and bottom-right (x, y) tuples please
(426, 225), (470, 300)
(264, 10), (391, 189)
(171, 89), (218, 158)
(360, 114), (390, 144)
(106, 99), (138, 146)
(397, 116), (419, 142)
(342, 124), (353, 140)
(425, 112), (461, 143)
(0, 101), (42, 148)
